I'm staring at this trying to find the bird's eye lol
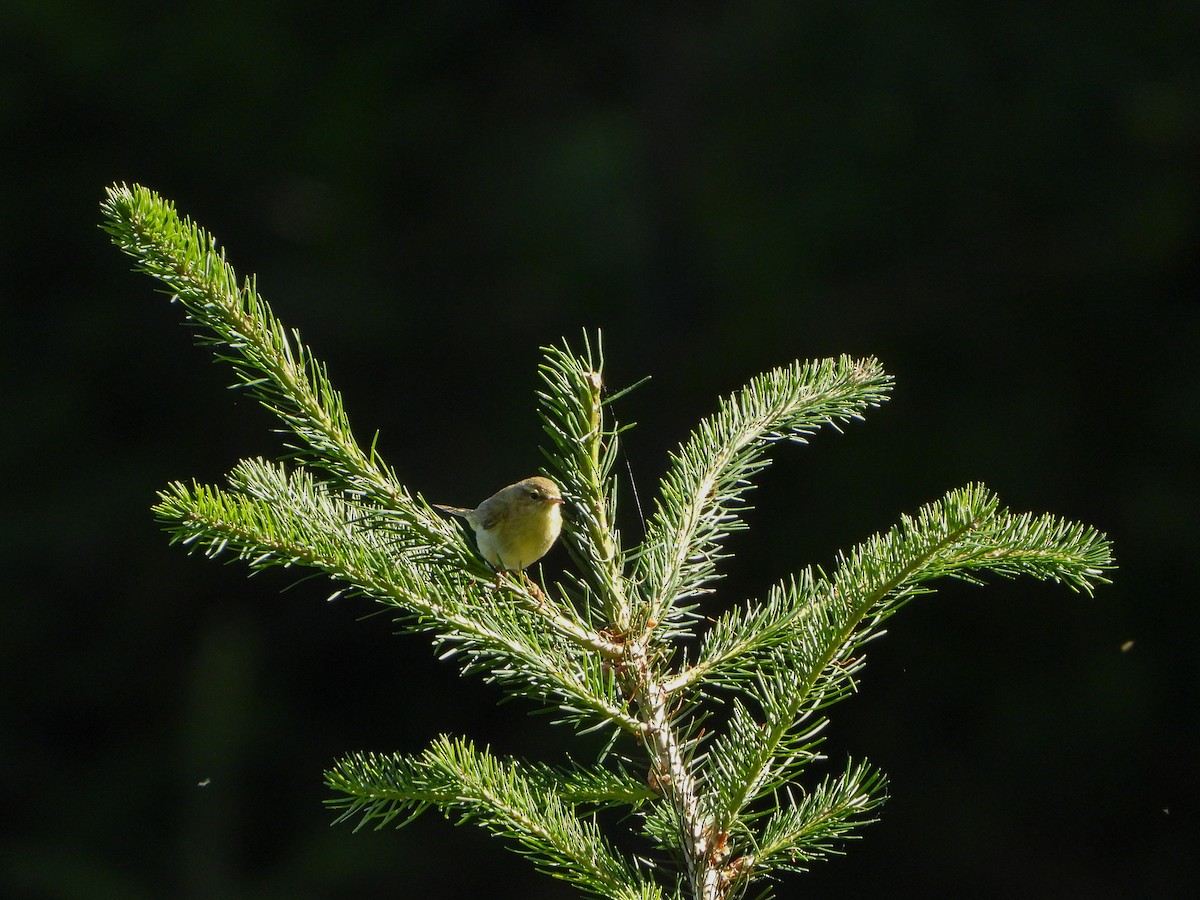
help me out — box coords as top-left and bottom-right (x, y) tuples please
(528, 489), (542, 500)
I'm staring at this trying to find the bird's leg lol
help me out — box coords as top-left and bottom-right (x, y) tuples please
(515, 570), (546, 605)
(525, 578), (546, 604)
(494, 568), (545, 605)
(518, 570), (546, 604)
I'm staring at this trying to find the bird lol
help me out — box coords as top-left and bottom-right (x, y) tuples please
(435, 476), (565, 572)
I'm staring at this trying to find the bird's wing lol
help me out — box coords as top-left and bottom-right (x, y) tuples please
(474, 497), (508, 531)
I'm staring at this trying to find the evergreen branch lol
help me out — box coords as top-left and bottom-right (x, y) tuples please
(664, 575), (829, 694)
(105, 188), (1119, 899)
(636, 357), (892, 636)
(828, 482), (1114, 602)
(537, 334), (634, 631)
(620, 637), (729, 899)
(154, 459), (638, 733)
(669, 484), (1111, 887)
(749, 760), (888, 877)
(434, 586), (634, 733)
(99, 183), (419, 521)
(653, 761), (885, 898)
(326, 736), (662, 900)
(671, 483), (1114, 695)
(700, 663), (830, 835)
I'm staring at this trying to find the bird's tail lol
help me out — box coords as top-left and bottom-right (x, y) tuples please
(434, 504), (473, 518)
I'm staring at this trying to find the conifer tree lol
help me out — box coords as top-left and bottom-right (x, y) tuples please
(102, 183), (1114, 900)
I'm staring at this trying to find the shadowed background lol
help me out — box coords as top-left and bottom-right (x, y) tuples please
(2, 2), (1197, 897)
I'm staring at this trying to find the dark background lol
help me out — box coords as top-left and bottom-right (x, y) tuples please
(3, 3), (1197, 898)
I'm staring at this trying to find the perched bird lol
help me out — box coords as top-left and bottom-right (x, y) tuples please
(435, 476), (565, 572)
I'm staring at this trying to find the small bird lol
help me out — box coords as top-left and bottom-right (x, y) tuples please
(435, 476), (565, 572)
